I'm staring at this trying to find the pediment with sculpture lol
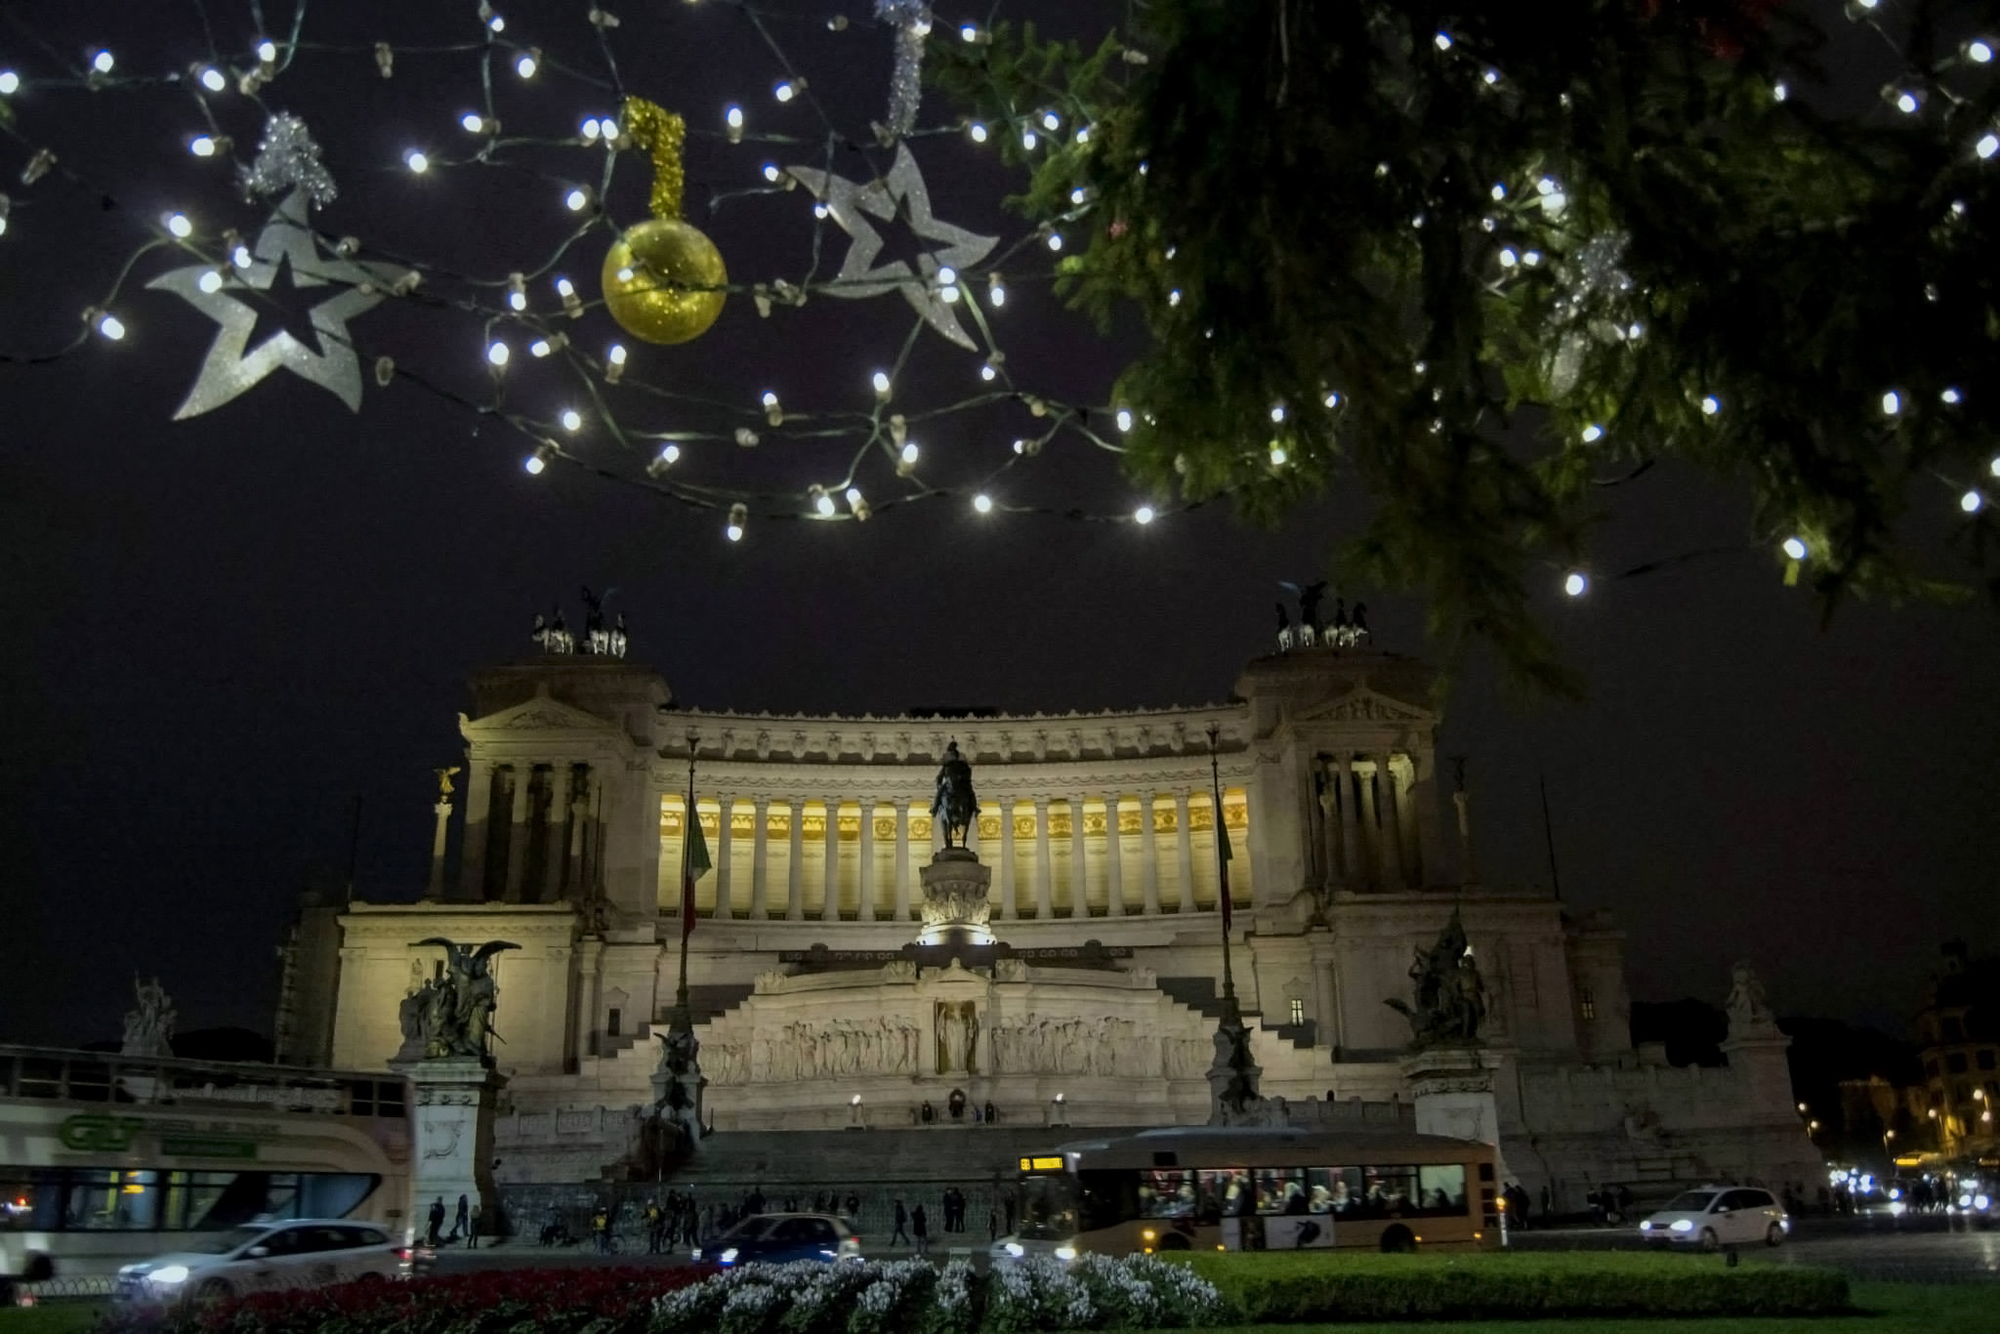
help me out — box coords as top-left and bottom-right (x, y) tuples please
(1296, 687), (1435, 726)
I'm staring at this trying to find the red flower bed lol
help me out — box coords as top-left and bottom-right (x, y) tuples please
(97, 1264), (717, 1334)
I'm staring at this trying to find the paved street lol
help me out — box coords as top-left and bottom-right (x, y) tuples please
(423, 1214), (2000, 1283)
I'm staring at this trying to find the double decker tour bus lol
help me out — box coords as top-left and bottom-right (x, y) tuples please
(1008, 1125), (1499, 1257)
(0, 1045), (411, 1285)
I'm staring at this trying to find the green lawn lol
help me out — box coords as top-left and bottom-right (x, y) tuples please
(1165, 1281), (1995, 1332)
(0, 1305), (102, 1334)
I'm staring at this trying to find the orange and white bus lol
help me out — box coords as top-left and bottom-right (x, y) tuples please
(1006, 1125), (1499, 1257)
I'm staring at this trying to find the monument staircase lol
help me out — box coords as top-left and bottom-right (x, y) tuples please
(591, 984), (757, 1059)
(1158, 976), (1319, 1050)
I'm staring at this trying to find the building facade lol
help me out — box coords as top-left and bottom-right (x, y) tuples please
(289, 635), (1814, 1209)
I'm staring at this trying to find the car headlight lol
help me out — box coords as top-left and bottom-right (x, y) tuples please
(719, 1247), (739, 1263)
(1053, 1245), (1077, 1261)
(1004, 1242), (1025, 1257)
(1639, 1221), (1652, 1231)
(1889, 1188), (1901, 1200)
(691, 1248), (702, 1261)
(1960, 1195), (1974, 1209)
(1978, 1195), (1993, 1211)
(1669, 1220), (1693, 1233)
(149, 1265), (190, 1285)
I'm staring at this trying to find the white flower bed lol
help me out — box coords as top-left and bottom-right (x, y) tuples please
(651, 1253), (1223, 1334)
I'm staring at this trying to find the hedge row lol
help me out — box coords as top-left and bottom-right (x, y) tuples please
(1174, 1251), (1853, 1322)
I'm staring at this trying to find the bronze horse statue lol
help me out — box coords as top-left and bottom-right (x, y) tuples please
(931, 741), (979, 848)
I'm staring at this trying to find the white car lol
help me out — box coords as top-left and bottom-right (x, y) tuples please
(1638, 1187), (1789, 1251)
(989, 1235), (1078, 1265)
(114, 1220), (404, 1304)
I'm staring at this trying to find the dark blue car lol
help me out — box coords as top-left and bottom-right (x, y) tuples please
(694, 1213), (861, 1266)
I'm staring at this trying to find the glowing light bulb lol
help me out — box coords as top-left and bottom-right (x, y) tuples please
(871, 370), (892, 397)
(1881, 390), (1902, 415)
(1490, 183), (1506, 201)
(197, 270), (224, 293)
(231, 243), (252, 268)
(1782, 537), (1808, 561)
(1269, 444), (1289, 466)
(657, 444), (681, 467)
(761, 391), (779, 408)
(257, 39), (279, 64)
(508, 291), (527, 312)
(969, 122), (988, 143)
(816, 491), (837, 517)
(565, 187), (590, 211)
(980, 363), (997, 382)
(530, 339), (552, 357)
(726, 105), (744, 129)
(516, 53), (538, 78)
(1270, 405), (1286, 423)
(961, 24), (979, 42)
(1943, 387), (1963, 404)
(487, 341), (510, 367)
(197, 67), (224, 93)
(1979, 134), (2000, 160)
(761, 163), (782, 183)
(1971, 41), (1995, 64)
(1563, 571), (1588, 597)
(581, 118), (602, 141)
(1581, 423), (1604, 443)
(1701, 395), (1720, 415)
(561, 409), (582, 432)
(1133, 505), (1156, 525)
(164, 212), (193, 238)
(190, 136), (218, 158)
(1483, 69), (1499, 85)
(988, 277), (1005, 307)
(1022, 130), (1038, 150)
(607, 343), (628, 365)
(92, 51), (115, 74)
(1498, 247), (1518, 268)
(1324, 392), (1342, 408)
(1434, 32), (1453, 51)
(461, 112), (486, 133)
(1895, 91), (1920, 114)
(406, 150), (430, 173)
(726, 521), (744, 542)
(774, 81), (795, 103)
(900, 441), (920, 465)
(973, 493), (993, 514)
(1040, 111), (1059, 132)
(96, 312), (125, 340)
(1990, 456), (2000, 477)
(1963, 490), (1986, 513)
(1047, 233), (1063, 251)
(813, 204), (829, 219)
(846, 486), (864, 507)
(1116, 409), (1134, 433)
(524, 449), (549, 476)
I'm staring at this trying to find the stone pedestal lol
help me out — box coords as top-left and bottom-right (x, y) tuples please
(398, 1058), (507, 1238)
(1401, 1047), (1506, 1171)
(916, 849), (994, 946)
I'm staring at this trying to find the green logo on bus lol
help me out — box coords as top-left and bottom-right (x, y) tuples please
(58, 1114), (144, 1153)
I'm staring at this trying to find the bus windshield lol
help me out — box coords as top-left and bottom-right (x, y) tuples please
(1017, 1174), (1077, 1241)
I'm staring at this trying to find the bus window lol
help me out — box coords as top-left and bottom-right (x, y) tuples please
(1017, 1175), (1078, 1241)
(1196, 1169), (1253, 1219)
(1139, 1169), (1196, 1218)
(1, 1179), (38, 1231)
(1076, 1171), (1139, 1231)
(1255, 1168), (1308, 1215)
(164, 1173), (235, 1230)
(63, 1171), (148, 1230)
(1416, 1165), (1469, 1215)
(1359, 1166), (1418, 1217)
(299, 1173), (378, 1219)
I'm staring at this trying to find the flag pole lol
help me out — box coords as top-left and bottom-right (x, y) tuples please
(676, 727), (698, 1022)
(1206, 722), (1238, 1021)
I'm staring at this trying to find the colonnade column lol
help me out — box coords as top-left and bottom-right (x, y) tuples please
(712, 793), (734, 920)
(821, 801), (841, 922)
(503, 765), (533, 903)
(456, 762), (494, 902)
(893, 802), (912, 921)
(1316, 760), (1340, 895)
(1174, 790), (1195, 913)
(1067, 799), (1087, 918)
(1336, 758), (1361, 890)
(858, 800), (876, 922)
(749, 798), (771, 920)
(1356, 762), (1381, 890)
(1104, 793), (1125, 917)
(1376, 754), (1406, 888)
(541, 767), (570, 902)
(1139, 789), (1161, 915)
(1033, 797), (1054, 919)
(998, 797), (1017, 920)
(786, 799), (805, 920)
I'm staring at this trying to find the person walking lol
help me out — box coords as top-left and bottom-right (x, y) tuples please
(427, 1197), (446, 1247)
(453, 1194), (470, 1243)
(591, 1204), (611, 1254)
(844, 1191), (860, 1220)
(466, 1203), (480, 1250)
(912, 1202), (930, 1256)
(891, 1198), (911, 1248)
(645, 1201), (663, 1254)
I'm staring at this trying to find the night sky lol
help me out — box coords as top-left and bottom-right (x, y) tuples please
(1, 1), (1995, 1050)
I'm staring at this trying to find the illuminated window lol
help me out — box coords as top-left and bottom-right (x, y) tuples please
(1579, 989), (1596, 1022)
(1289, 999), (1305, 1026)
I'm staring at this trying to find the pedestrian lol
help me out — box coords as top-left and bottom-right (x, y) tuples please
(467, 1203), (480, 1250)
(427, 1196), (446, 1247)
(453, 1193), (470, 1242)
(988, 1206), (998, 1241)
(912, 1202), (930, 1256)
(891, 1198), (911, 1247)
(645, 1201), (663, 1254)
(845, 1191), (860, 1220)
(592, 1204), (611, 1254)
(1540, 1183), (1552, 1219)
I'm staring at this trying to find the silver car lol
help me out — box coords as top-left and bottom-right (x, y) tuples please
(115, 1219), (403, 1304)
(1638, 1186), (1789, 1250)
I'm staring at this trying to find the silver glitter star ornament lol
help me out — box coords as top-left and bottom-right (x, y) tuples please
(787, 143), (998, 349)
(148, 190), (408, 418)
(239, 113), (338, 206)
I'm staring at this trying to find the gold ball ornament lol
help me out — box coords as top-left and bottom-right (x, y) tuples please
(601, 218), (727, 345)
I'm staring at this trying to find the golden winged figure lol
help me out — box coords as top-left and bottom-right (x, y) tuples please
(435, 765), (463, 798)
